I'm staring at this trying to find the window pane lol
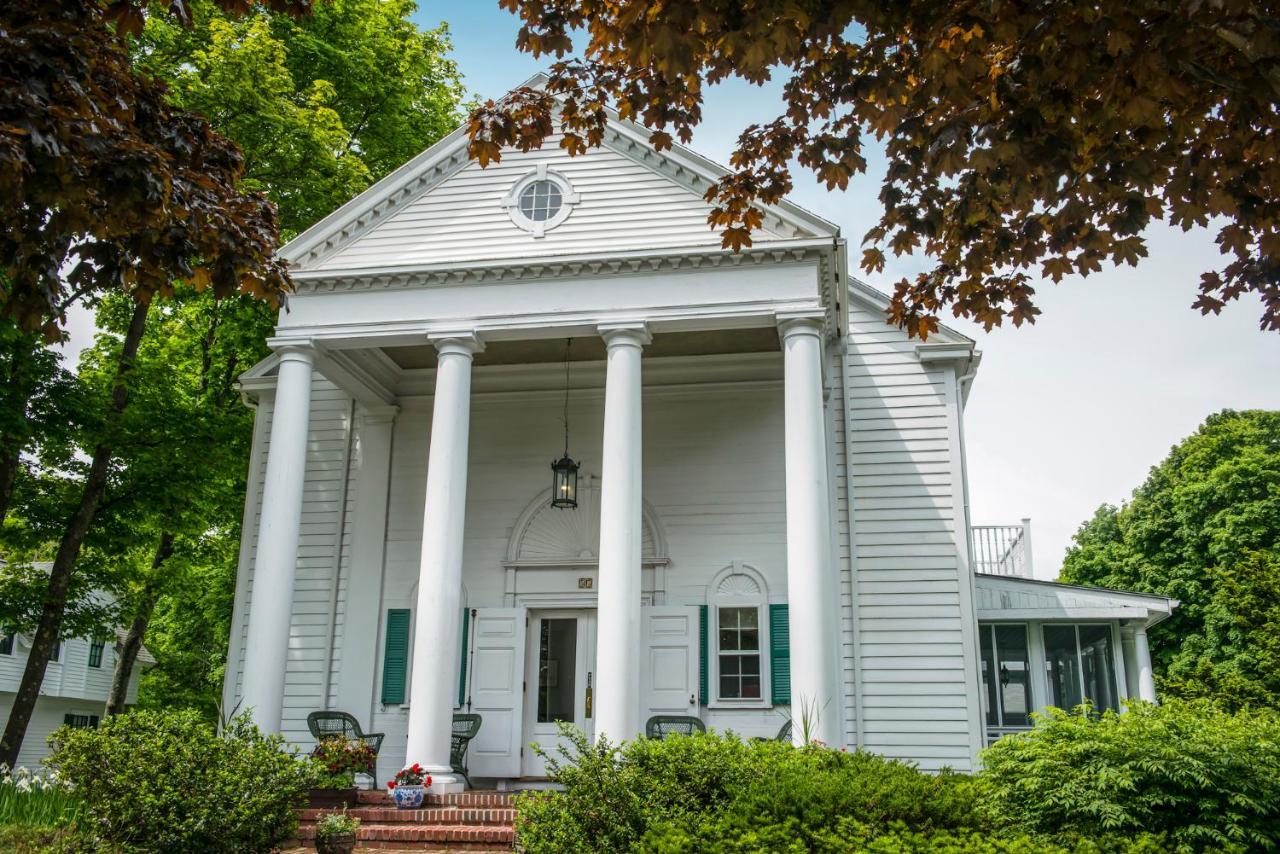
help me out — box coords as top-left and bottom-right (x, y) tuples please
(720, 675), (739, 699)
(1044, 625), (1082, 710)
(719, 608), (741, 629)
(740, 656), (760, 676)
(537, 618), (577, 723)
(719, 629), (739, 651)
(1078, 625), (1118, 712)
(741, 676), (760, 698)
(0, 634), (12, 655)
(994, 625), (1032, 727)
(739, 609), (758, 629)
(739, 629), (759, 651)
(979, 625), (998, 727)
(719, 655), (740, 676)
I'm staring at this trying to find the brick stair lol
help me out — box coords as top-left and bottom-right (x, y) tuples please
(294, 790), (516, 851)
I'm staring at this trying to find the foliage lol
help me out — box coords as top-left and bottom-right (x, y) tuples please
(310, 737), (376, 789)
(0, 0), (300, 337)
(47, 708), (312, 852)
(314, 808), (360, 841)
(979, 700), (1280, 853)
(0, 765), (82, 828)
(389, 762), (431, 789)
(470, 1), (1280, 337)
(1060, 409), (1280, 707)
(515, 726), (986, 853)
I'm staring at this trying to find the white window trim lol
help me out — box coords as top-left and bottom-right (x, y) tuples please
(707, 562), (772, 709)
(501, 164), (580, 237)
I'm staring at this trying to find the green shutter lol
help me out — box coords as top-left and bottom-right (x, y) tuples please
(457, 607), (470, 708)
(769, 604), (790, 705)
(381, 609), (411, 705)
(698, 605), (708, 705)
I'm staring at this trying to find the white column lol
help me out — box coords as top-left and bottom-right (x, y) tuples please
(405, 332), (482, 792)
(778, 313), (841, 746)
(1132, 624), (1157, 702)
(242, 344), (315, 733)
(1120, 624), (1140, 700)
(594, 322), (650, 744)
(335, 405), (398, 722)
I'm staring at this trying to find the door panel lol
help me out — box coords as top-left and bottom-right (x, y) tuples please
(522, 610), (596, 777)
(465, 607), (526, 778)
(642, 606), (700, 718)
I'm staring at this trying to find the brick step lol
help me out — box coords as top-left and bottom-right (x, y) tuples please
(297, 822), (515, 846)
(356, 790), (515, 808)
(300, 806), (516, 825)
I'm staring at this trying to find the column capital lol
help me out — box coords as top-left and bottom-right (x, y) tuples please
(356, 403), (400, 425)
(268, 338), (318, 365)
(429, 330), (485, 358)
(776, 310), (826, 340)
(598, 322), (651, 349)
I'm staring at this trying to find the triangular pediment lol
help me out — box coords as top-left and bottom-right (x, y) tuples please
(282, 74), (837, 275)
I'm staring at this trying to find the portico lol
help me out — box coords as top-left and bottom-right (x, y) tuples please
(236, 301), (844, 789)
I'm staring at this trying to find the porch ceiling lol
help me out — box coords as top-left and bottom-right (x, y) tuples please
(381, 326), (781, 370)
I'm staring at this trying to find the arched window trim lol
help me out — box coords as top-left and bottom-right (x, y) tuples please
(707, 561), (771, 708)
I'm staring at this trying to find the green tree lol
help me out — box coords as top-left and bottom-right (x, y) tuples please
(1060, 409), (1280, 708)
(470, 0), (1280, 338)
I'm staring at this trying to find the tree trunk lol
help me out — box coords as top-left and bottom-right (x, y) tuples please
(104, 532), (174, 717)
(0, 297), (150, 768)
(0, 448), (17, 526)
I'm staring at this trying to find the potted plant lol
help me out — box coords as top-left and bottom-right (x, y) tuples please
(386, 762), (432, 809)
(308, 736), (377, 808)
(313, 808), (360, 854)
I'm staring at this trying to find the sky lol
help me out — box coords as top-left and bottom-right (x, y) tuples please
(411, 3), (1280, 578)
(62, 3), (1280, 579)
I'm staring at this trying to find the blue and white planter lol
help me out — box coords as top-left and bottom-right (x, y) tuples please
(390, 783), (426, 809)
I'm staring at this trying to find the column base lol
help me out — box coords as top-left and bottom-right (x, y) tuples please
(424, 768), (467, 794)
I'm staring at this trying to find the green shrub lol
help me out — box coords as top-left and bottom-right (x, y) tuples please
(979, 700), (1280, 852)
(48, 709), (313, 853)
(515, 726), (988, 853)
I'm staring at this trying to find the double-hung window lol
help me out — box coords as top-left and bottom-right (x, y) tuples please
(716, 606), (762, 701)
(88, 638), (105, 668)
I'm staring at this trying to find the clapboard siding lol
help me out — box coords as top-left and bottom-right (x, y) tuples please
(321, 136), (784, 271)
(227, 378), (354, 746)
(841, 296), (981, 771)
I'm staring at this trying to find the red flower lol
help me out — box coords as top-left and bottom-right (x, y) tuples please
(387, 781), (396, 789)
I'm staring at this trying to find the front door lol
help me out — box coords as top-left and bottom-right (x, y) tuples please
(522, 609), (597, 777)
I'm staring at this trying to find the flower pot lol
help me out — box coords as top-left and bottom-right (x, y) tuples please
(308, 787), (358, 809)
(315, 830), (357, 854)
(390, 782), (426, 809)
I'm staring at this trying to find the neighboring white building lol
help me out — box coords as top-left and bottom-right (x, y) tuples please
(223, 74), (1175, 789)
(0, 606), (152, 768)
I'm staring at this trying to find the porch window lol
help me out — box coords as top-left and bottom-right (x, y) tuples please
(979, 624), (1032, 740)
(716, 606), (762, 700)
(1044, 624), (1119, 713)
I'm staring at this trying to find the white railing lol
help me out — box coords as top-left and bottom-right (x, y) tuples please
(970, 519), (1033, 577)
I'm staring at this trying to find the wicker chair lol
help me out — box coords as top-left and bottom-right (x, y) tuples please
(307, 711), (385, 757)
(775, 719), (793, 742)
(644, 715), (707, 739)
(452, 713), (482, 787)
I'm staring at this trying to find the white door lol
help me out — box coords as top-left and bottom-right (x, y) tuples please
(522, 610), (597, 777)
(464, 607), (527, 779)
(641, 606), (701, 721)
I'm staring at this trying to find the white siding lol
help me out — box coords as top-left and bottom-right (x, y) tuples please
(0, 696), (104, 769)
(228, 377), (355, 746)
(319, 136), (782, 271)
(840, 301), (983, 771)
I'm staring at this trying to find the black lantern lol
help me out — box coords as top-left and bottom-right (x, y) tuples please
(551, 338), (580, 509)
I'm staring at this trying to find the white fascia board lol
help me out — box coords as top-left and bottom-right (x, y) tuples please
(847, 276), (976, 348)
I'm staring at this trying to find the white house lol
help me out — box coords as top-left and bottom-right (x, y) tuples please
(0, 579), (153, 768)
(223, 74), (1175, 789)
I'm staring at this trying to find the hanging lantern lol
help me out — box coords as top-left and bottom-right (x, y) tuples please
(551, 453), (579, 508)
(551, 338), (580, 509)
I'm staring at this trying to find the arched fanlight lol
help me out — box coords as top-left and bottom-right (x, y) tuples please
(551, 338), (579, 509)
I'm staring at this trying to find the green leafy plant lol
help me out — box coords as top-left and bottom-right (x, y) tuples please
(314, 808), (360, 841)
(980, 700), (1280, 852)
(309, 736), (376, 789)
(47, 708), (312, 852)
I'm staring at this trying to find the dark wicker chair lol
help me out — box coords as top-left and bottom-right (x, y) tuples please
(645, 715), (707, 739)
(452, 713), (482, 787)
(307, 710), (385, 757)
(775, 719), (793, 742)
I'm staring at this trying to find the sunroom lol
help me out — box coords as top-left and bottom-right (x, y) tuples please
(973, 573), (1176, 744)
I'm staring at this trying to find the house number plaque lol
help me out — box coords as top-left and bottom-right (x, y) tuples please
(577, 577), (593, 589)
